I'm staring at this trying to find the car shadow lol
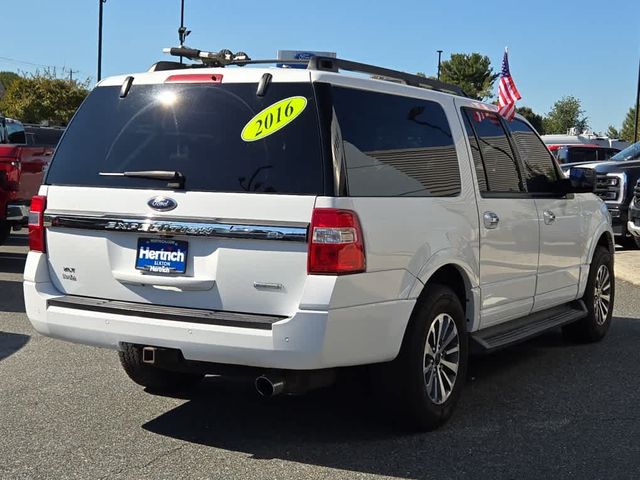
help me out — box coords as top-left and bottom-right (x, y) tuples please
(0, 280), (26, 313)
(141, 316), (640, 478)
(0, 251), (27, 275)
(0, 331), (30, 362)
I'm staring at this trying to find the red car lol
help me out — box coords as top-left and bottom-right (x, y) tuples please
(0, 117), (63, 244)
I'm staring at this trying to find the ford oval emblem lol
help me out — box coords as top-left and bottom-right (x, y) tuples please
(147, 196), (177, 212)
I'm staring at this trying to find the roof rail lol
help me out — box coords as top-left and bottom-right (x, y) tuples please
(307, 56), (467, 97)
(159, 47), (468, 97)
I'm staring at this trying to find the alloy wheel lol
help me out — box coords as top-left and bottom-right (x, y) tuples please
(593, 264), (612, 326)
(423, 313), (460, 405)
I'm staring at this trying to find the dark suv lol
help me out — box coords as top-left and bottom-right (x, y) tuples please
(584, 142), (640, 247)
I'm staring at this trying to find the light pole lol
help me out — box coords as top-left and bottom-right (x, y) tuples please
(437, 50), (443, 80)
(97, 0), (106, 81)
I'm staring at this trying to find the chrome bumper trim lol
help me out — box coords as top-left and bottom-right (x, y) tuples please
(627, 220), (640, 238)
(43, 212), (308, 242)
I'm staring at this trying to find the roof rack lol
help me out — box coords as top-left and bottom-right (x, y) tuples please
(158, 47), (468, 97)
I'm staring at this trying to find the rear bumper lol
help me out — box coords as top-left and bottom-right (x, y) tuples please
(23, 254), (414, 370)
(6, 203), (29, 224)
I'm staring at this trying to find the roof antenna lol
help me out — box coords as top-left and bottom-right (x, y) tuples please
(178, 0), (191, 64)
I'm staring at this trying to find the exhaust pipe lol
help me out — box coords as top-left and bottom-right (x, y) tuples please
(255, 375), (285, 397)
(255, 369), (336, 397)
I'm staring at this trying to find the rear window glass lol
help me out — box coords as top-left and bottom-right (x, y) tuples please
(46, 82), (325, 195)
(331, 87), (461, 197)
(25, 126), (64, 147)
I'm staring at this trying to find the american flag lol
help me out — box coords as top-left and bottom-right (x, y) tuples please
(497, 48), (521, 121)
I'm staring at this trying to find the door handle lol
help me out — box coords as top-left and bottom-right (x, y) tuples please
(483, 211), (500, 229)
(543, 210), (556, 225)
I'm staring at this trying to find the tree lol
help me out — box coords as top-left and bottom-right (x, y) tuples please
(620, 106), (639, 143)
(0, 71), (20, 98)
(439, 53), (498, 100)
(416, 71), (427, 78)
(542, 96), (588, 134)
(0, 71), (89, 125)
(605, 125), (621, 139)
(516, 106), (545, 134)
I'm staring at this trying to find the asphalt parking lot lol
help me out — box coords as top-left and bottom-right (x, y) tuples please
(2, 231), (640, 480)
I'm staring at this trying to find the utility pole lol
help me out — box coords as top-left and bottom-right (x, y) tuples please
(635, 56), (639, 143)
(97, 0), (107, 81)
(68, 68), (79, 82)
(437, 50), (443, 80)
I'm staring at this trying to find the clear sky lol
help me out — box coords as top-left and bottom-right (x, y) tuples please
(1, 0), (639, 133)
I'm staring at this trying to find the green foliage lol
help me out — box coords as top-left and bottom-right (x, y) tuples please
(542, 96), (588, 134)
(516, 106), (545, 134)
(0, 70), (89, 125)
(439, 53), (498, 100)
(605, 125), (620, 139)
(416, 71), (427, 78)
(0, 71), (20, 96)
(620, 106), (639, 142)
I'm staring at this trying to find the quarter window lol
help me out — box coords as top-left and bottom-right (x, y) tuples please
(332, 87), (461, 197)
(507, 119), (559, 193)
(462, 109), (524, 193)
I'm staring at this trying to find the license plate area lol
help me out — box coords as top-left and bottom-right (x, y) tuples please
(135, 238), (188, 274)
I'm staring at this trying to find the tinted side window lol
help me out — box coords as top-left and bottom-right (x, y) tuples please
(507, 119), (559, 192)
(568, 147), (597, 164)
(462, 109), (523, 193)
(461, 112), (488, 191)
(332, 87), (460, 197)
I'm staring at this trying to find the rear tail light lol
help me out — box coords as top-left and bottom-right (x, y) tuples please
(28, 195), (47, 252)
(308, 208), (365, 275)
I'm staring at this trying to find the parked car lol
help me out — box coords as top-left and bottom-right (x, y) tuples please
(0, 117), (62, 244)
(23, 50), (614, 431)
(549, 144), (620, 175)
(572, 141), (640, 248)
(627, 178), (640, 242)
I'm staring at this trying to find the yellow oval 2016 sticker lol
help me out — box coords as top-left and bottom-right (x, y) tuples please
(241, 96), (308, 142)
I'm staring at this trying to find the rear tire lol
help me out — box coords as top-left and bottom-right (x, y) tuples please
(376, 284), (468, 431)
(118, 344), (203, 392)
(563, 246), (614, 342)
(0, 222), (10, 246)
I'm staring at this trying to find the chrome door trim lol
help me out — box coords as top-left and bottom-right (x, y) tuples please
(43, 212), (308, 242)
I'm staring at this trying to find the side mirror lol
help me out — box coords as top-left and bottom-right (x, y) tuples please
(563, 168), (595, 193)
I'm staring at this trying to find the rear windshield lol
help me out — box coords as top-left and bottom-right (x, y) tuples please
(46, 81), (325, 194)
(25, 126), (64, 147)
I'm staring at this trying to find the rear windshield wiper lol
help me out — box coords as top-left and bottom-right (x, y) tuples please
(99, 170), (185, 189)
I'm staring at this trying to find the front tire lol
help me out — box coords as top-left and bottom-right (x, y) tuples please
(377, 284), (468, 431)
(563, 246), (614, 342)
(119, 344), (203, 392)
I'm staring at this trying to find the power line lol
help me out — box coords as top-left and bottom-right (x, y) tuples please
(0, 55), (90, 81)
(0, 55), (57, 69)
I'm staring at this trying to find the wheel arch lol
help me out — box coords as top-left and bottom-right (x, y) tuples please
(409, 262), (480, 334)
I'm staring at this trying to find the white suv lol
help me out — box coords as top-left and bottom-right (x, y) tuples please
(23, 51), (615, 430)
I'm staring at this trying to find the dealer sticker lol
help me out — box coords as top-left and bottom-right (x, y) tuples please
(241, 96), (307, 142)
